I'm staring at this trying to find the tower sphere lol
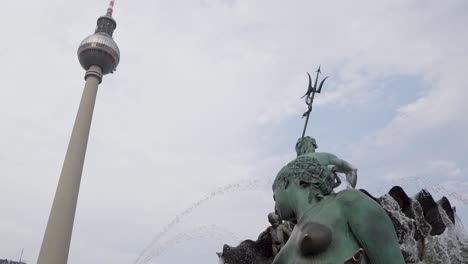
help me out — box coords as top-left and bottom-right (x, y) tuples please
(77, 32), (120, 75)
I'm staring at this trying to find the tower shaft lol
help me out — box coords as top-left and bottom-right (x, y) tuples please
(37, 65), (103, 264)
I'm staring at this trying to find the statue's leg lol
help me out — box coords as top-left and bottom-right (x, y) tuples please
(272, 245), (278, 257)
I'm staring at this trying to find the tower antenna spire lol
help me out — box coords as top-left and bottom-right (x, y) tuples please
(106, 0), (115, 17)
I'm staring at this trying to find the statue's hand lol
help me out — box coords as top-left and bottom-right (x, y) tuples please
(327, 158), (358, 188)
(346, 169), (357, 189)
(344, 248), (364, 264)
(327, 164), (338, 173)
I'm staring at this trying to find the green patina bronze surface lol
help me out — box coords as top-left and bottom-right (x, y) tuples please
(272, 154), (405, 264)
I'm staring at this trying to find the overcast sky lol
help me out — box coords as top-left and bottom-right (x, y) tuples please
(1, 0), (468, 263)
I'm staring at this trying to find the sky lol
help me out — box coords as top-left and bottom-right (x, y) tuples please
(1, 0), (468, 263)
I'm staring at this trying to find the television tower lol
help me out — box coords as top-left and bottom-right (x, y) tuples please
(37, 1), (120, 263)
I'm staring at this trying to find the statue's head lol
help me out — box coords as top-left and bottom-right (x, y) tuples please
(268, 212), (282, 227)
(272, 156), (335, 221)
(295, 136), (318, 156)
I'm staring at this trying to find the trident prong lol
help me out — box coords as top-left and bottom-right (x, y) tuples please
(317, 76), (328, 93)
(302, 72), (314, 99)
(300, 66), (328, 139)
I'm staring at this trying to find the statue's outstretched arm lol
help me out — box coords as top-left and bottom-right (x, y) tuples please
(329, 157), (357, 188)
(346, 193), (405, 264)
(281, 225), (291, 236)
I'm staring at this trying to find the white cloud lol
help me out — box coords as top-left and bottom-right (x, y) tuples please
(383, 160), (468, 181)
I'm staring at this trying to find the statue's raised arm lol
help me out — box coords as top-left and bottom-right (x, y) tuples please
(327, 156), (358, 188)
(295, 136), (358, 189)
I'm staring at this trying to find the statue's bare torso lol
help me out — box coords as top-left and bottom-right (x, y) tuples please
(273, 191), (369, 264)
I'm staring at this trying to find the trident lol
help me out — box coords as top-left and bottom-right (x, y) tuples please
(301, 66), (328, 139)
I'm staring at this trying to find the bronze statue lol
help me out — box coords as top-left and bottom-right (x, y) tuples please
(272, 156), (405, 263)
(264, 212), (292, 257)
